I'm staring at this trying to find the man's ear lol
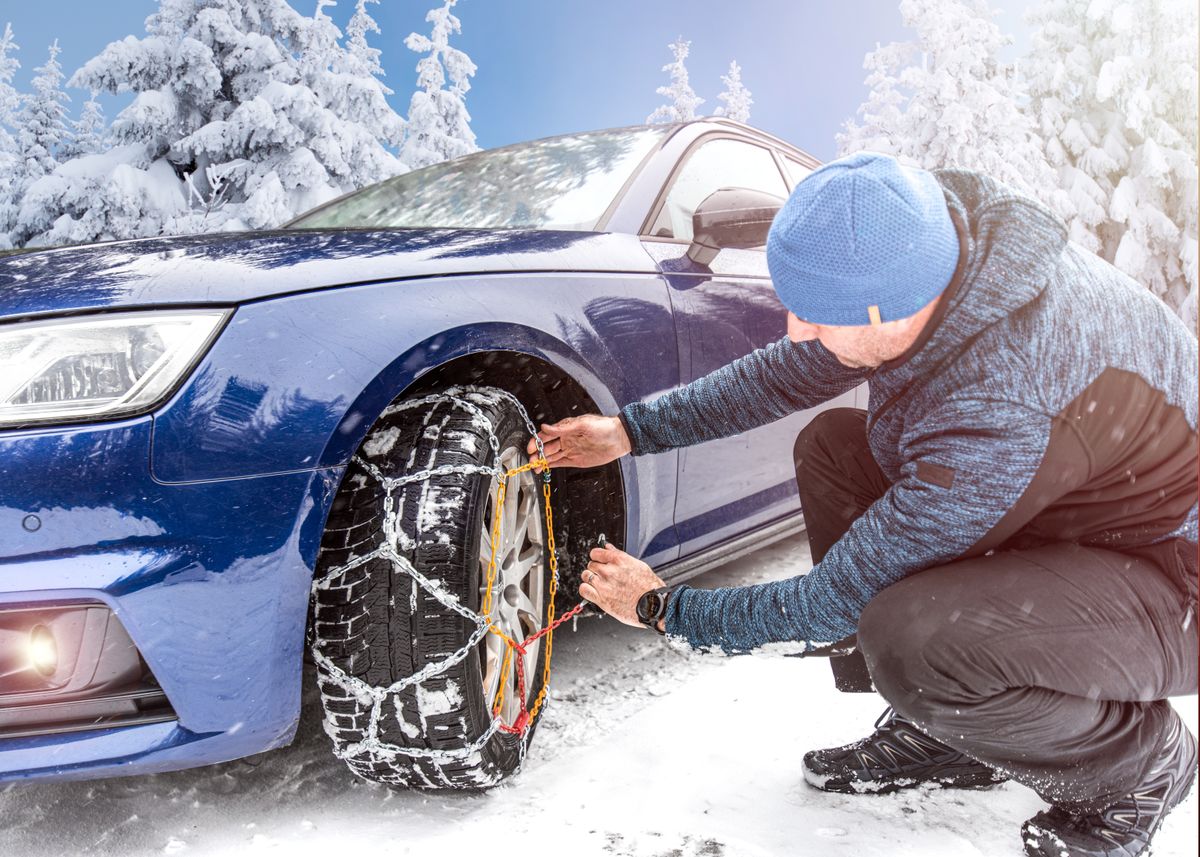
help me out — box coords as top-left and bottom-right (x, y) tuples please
(787, 312), (820, 343)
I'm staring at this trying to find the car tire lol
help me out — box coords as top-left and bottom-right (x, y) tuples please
(311, 386), (554, 790)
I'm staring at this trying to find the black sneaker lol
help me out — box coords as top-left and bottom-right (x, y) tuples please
(802, 707), (1008, 795)
(1021, 719), (1197, 857)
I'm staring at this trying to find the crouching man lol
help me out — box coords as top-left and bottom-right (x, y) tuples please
(530, 152), (1198, 857)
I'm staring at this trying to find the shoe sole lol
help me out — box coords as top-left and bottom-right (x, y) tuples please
(804, 764), (1008, 796)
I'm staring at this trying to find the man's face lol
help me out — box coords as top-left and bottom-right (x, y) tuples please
(786, 311), (919, 368)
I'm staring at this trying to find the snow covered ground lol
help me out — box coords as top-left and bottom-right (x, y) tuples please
(2, 533), (1196, 857)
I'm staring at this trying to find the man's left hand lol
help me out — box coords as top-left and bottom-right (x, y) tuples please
(581, 543), (667, 629)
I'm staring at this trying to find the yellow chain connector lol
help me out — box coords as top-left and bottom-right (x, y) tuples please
(529, 479), (557, 719)
(480, 478), (506, 619)
(481, 456), (562, 726)
(491, 644), (514, 717)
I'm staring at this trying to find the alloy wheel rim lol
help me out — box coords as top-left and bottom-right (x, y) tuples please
(478, 444), (546, 723)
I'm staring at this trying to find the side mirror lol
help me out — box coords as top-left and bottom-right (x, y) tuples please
(686, 187), (785, 266)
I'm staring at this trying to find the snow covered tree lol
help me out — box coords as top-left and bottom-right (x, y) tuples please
(16, 40), (70, 191)
(163, 0), (406, 231)
(1023, 2), (1112, 256)
(647, 37), (704, 124)
(0, 24), (17, 139)
(714, 60), (752, 123)
(280, 0), (405, 210)
(346, 0), (384, 77)
(58, 94), (107, 161)
(0, 23), (22, 248)
(10, 0), (408, 248)
(328, 0), (405, 176)
(837, 0), (1072, 222)
(837, 38), (909, 155)
(1024, 0), (1198, 330)
(402, 0), (478, 169)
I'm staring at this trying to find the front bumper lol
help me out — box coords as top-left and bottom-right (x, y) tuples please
(0, 415), (342, 782)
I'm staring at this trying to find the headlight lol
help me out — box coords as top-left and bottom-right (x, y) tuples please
(0, 309), (230, 428)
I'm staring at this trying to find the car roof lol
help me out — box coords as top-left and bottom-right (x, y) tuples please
(667, 117), (818, 161)
(470, 118), (820, 168)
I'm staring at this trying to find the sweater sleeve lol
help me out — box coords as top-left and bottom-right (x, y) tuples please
(664, 397), (1059, 652)
(619, 335), (868, 456)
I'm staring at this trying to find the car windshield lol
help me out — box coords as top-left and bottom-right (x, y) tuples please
(287, 126), (670, 232)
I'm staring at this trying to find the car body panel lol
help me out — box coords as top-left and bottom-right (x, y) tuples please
(0, 721), (253, 784)
(640, 244), (861, 556)
(148, 269), (685, 565)
(0, 229), (660, 323)
(149, 268), (678, 480)
(0, 416), (340, 779)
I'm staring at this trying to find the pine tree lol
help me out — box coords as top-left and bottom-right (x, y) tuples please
(58, 94), (107, 161)
(402, 0), (478, 169)
(13, 0), (408, 247)
(305, 0), (405, 169)
(17, 40), (70, 190)
(167, 0), (406, 231)
(714, 60), (752, 123)
(0, 23), (18, 158)
(309, 0), (406, 179)
(647, 37), (704, 124)
(1022, 1), (1111, 254)
(837, 0), (1072, 223)
(346, 0), (384, 78)
(1025, 0), (1198, 329)
(0, 23), (22, 248)
(837, 38), (913, 155)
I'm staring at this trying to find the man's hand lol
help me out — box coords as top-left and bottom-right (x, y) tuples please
(526, 414), (632, 472)
(580, 543), (667, 629)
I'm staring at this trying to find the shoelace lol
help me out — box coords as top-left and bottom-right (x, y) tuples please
(873, 706), (899, 732)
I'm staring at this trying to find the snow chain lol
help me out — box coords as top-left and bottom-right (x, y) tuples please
(311, 386), (584, 767)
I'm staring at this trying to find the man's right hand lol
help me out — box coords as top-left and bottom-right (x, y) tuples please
(526, 414), (632, 471)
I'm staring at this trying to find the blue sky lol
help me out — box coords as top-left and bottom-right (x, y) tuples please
(1, 0), (1036, 162)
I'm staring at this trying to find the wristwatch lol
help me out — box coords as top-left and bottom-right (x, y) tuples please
(636, 586), (673, 634)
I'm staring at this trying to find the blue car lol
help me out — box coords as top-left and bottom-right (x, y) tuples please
(0, 119), (862, 790)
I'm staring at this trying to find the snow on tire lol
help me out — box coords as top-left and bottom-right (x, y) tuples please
(311, 386), (552, 790)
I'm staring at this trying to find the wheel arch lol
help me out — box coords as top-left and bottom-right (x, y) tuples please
(315, 321), (635, 607)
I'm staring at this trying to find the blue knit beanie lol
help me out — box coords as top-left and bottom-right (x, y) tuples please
(766, 151), (959, 326)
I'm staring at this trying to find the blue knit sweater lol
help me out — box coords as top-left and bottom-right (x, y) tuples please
(621, 168), (1199, 653)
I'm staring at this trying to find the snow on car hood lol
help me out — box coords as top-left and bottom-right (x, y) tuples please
(0, 228), (658, 321)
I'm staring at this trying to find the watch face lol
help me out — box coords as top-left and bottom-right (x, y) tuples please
(637, 592), (662, 624)
(648, 592), (663, 618)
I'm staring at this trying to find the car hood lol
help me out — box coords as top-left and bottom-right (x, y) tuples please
(0, 227), (659, 321)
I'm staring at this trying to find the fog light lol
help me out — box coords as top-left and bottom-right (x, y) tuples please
(28, 625), (57, 676)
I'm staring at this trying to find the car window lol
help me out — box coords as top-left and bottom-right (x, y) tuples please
(648, 138), (788, 242)
(287, 127), (668, 232)
(782, 155), (813, 188)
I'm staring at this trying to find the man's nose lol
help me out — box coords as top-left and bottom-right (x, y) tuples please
(787, 312), (820, 343)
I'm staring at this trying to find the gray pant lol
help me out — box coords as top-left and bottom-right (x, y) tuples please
(794, 408), (1198, 809)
